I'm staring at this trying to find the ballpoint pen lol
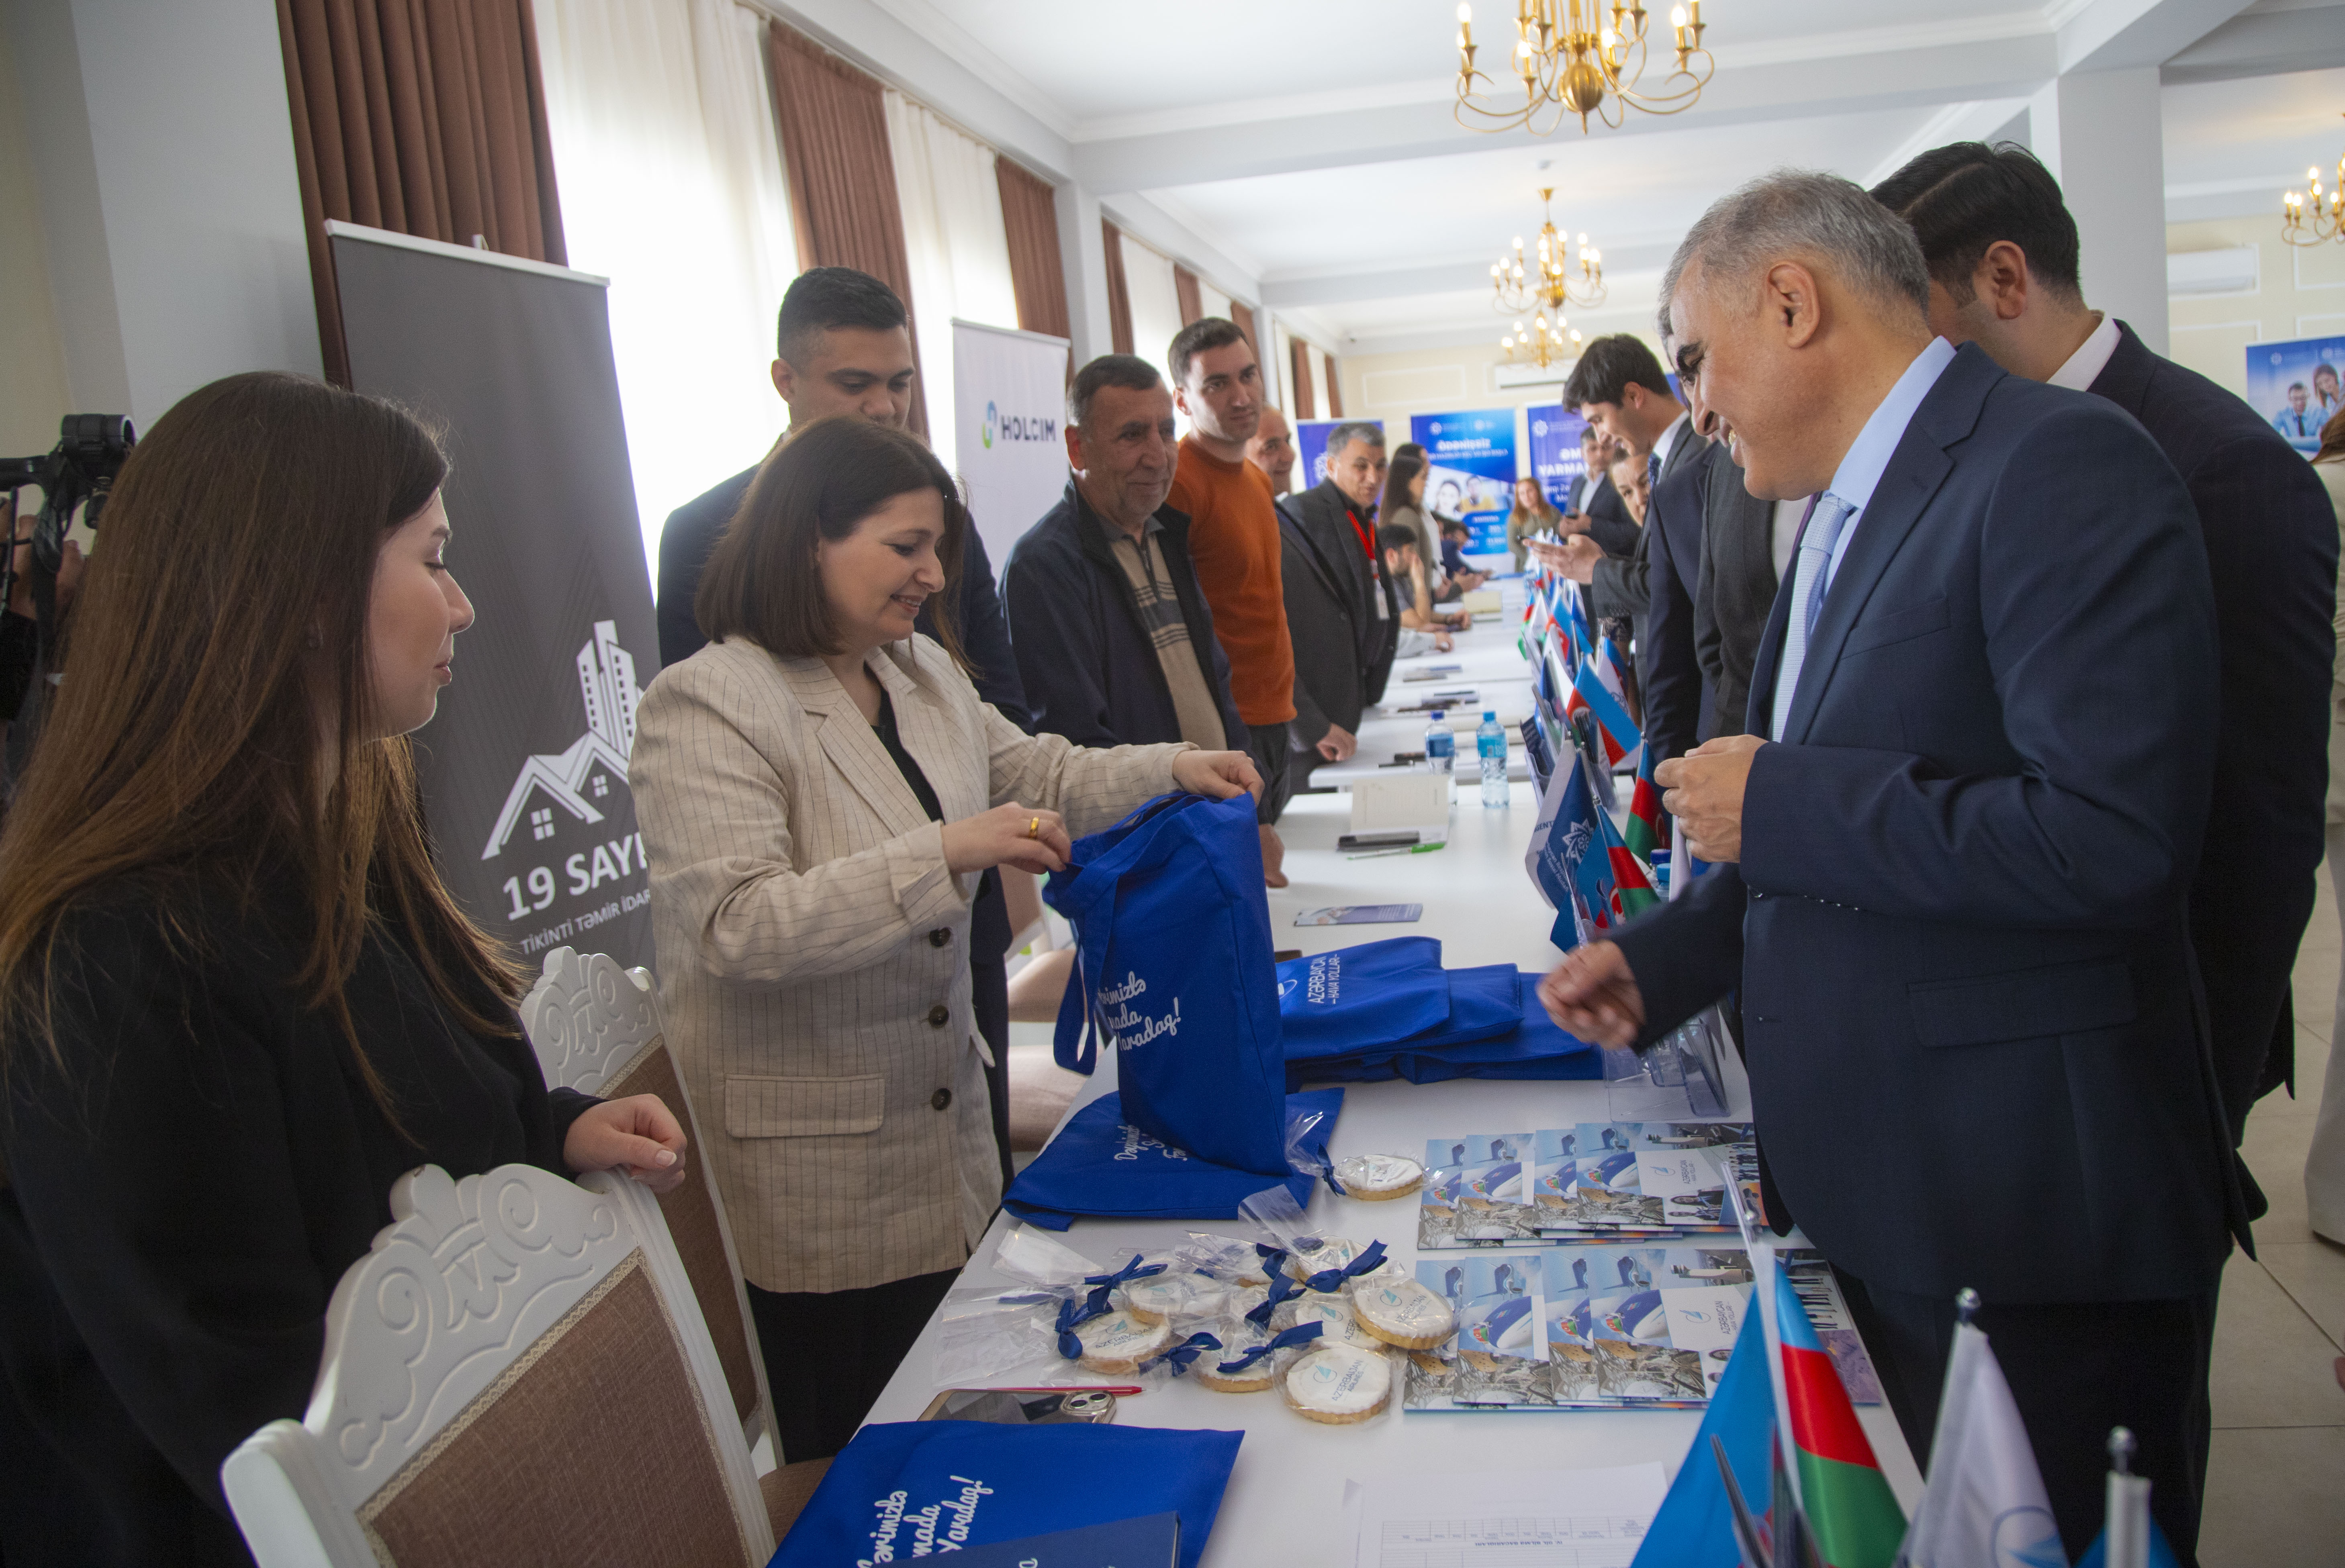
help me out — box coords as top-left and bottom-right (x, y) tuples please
(1347, 842), (1449, 860)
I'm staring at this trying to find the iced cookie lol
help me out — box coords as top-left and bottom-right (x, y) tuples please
(1336, 1154), (1425, 1201)
(1282, 1343), (1393, 1425)
(1352, 1278), (1458, 1351)
(1071, 1310), (1172, 1374)
(1194, 1327), (1280, 1393)
(1120, 1273), (1210, 1325)
(1283, 1236), (1362, 1283)
(1280, 1295), (1385, 1352)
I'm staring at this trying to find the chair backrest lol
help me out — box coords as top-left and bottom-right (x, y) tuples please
(519, 947), (775, 1452)
(221, 1163), (774, 1568)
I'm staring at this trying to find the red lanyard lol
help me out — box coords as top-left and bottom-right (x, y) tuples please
(1344, 506), (1375, 561)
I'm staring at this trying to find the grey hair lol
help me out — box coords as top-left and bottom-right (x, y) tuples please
(1661, 169), (1930, 327)
(1325, 421), (1385, 459)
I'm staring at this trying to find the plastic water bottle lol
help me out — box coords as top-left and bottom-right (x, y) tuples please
(1425, 710), (1456, 774)
(1477, 710), (1509, 807)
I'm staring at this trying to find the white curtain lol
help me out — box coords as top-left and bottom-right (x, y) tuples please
(1119, 231), (1184, 379)
(883, 90), (1018, 477)
(1199, 280), (1233, 323)
(1270, 316), (1295, 412)
(534, 0), (797, 587)
(1307, 342), (1331, 417)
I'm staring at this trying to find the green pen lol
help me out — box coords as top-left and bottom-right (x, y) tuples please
(1347, 841), (1449, 860)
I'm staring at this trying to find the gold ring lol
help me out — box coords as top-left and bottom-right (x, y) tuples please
(1027, 816), (1041, 839)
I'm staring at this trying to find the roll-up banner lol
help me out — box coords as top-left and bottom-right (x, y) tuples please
(2247, 333), (2345, 455)
(1527, 404), (1591, 510)
(328, 221), (657, 971)
(1295, 418), (1382, 494)
(1411, 408), (1519, 555)
(953, 318), (1072, 574)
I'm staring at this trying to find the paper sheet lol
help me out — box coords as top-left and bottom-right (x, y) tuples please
(1343, 1462), (1666, 1568)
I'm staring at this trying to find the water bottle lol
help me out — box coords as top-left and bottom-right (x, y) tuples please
(1424, 710), (1456, 774)
(1477, 710), (1509, 807)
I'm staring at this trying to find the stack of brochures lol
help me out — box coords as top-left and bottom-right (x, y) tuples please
(1417, 1123), (1755, 1249)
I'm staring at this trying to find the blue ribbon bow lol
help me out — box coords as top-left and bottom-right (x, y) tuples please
(1081, 1254), (1168, 1315)
(1139, 1331), (1223, 1377)
(1246, 1271), (1306, 1326)
(1214, 1320), (1325, 1375)
(1054, 1294), (1110, 1360)
(1252, 1244), (1290, 1281)
(1304, 1239), (1390, 1294)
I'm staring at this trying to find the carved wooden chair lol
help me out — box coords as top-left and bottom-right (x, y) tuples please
(518, 947), (775, 1456)
(221, 1163), (780, 1566)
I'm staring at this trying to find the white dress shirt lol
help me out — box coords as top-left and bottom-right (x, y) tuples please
(2046, 312), (2120, 394)
(1649, 410), (1691, 476)
(1770, 496), (1805, 583)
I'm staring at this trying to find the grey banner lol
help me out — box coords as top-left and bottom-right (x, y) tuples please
(331, 229), (658, 970)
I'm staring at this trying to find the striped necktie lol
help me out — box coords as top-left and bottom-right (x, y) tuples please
(1768, 493), (1855, 741)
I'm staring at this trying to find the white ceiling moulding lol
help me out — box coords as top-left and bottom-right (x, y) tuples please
(2166, 245), (2260, 294)
(1100, 194), (1263, 312)
(1861, 97), (2038, 188)
(2161, 0), (2345, 84)
(2057, 0), (2261, 75)
(1262, 243), (1682, 312)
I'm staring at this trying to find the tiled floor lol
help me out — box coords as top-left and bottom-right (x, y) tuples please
(2202, 862), (2345, 1566)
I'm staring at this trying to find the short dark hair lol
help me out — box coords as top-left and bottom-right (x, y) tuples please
(1325, 421), (1384, 460)
(1564, 334), (1673, 410)
(1167, 317), (1249, 386)
(777, 267), (909, 365)
(1068, 354), (1165, 427)
(1869, 142), (2082, 306)
(1441, 517), (1469, 537)
(1378, 521), (1422, 554)
(696, 415), (966, 670)
(1394, 442), (1427, 463)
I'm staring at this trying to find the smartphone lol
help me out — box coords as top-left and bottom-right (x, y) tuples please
(1337, 830), (1420, 851)
(918, 1388), (1118, 1425)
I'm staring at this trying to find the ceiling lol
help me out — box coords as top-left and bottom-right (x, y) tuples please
(855, 0), (2345, 350)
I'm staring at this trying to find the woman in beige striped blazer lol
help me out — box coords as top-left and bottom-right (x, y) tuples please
(632, 416), (1259, 1461)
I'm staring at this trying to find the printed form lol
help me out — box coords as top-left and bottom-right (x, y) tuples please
(1345, 1463), (1667, 1568)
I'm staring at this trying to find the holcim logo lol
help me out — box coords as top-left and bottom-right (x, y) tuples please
(982, 399), (1055, 449)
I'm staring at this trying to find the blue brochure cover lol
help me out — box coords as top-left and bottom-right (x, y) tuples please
(923, 1510), (1180, 1567)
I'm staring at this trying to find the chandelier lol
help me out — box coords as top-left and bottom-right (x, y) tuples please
(1492, 187), (1605, 316)
(1455, 1), (1715, 136)
(1502, 313), (1582, 371)
(2282, 120), (2343, 248)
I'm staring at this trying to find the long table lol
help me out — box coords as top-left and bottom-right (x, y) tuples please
(864, 610), (1923, 1565)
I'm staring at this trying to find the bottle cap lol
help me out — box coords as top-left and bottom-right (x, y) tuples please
(1484, 710), (1497, 720)
(1430, 710), (1445, 720)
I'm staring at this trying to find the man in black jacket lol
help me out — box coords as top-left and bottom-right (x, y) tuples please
(1002, 356), (1247, 756)
(1873, 144), (2338, 1165)
(1282, 422), (1397, 773)
(651, 266), (1030, 1188)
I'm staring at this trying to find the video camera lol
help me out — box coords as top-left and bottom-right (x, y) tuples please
(1, 414), (136, 721)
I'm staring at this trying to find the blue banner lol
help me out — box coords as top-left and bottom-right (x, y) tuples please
(1527, 404), (1590, 512)
(1295, 418), (1382, 494)
(2247, 333), (2344, 454)
(1412, 408), (1519, 555)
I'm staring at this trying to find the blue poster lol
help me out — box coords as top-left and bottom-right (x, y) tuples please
(1412, 408), (1519, 555)
(1527, 404), (1590, 511)
(1296, 417), (1384, 494)
(2247, 333), (2345, 454)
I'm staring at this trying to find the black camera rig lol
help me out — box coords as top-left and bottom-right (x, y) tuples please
(1, 414), (136, 721)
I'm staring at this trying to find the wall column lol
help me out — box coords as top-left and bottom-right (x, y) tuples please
(2029, 67), (2170, 355)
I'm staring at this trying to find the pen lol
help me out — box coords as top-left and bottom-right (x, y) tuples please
(1347, 842), (1448, 860)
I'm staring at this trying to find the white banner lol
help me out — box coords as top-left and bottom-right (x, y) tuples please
(952, 317), (1070, 578)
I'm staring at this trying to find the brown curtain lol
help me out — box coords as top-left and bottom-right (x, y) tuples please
(764, 22), (927, 438)
(1230, 300), (1257, 355)
(1173, 264), (1203, 327)
(276, 0), (568, 385)
(1325, 356), (1344, 416)
(996, 159), (1070, 342)
(1290, 337), (1314, 420)
(1102, 220), (1133, 357)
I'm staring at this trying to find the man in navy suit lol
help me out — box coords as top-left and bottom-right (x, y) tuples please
(1540, 172), (2243, 1562)
(1872, 144), (2337, 1176)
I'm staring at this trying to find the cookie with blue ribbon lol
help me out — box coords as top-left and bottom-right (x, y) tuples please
(1196, 1320), (1325, 1393)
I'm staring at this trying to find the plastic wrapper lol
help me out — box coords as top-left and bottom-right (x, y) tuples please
(931, 1227), (1119, 1388)
(1176, 1231), (1286, 1287)
(1331, 1152), (1427, 1201)
(1192, 1317), (1327, 1393)
(1278, 1341), (1400, 1425)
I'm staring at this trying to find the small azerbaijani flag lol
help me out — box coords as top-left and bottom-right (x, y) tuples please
(1623, 739), (1670, 864)
(1566, 640), (1644, 772)
(1601, 808), (1661, 920)
(1774, 1266), (1907, 1568)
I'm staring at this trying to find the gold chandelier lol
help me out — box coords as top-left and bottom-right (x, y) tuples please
(1492, 187), (1605, 316)
(1502, 313), (1582, 370)
(2282, 118), (2343, 248)
(1455, 1), (1715, 135)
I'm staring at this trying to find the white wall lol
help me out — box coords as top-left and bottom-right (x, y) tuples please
(2168, 214), (2345, 398)
(6, 0), (319, 431)
(0, 9), (70, 457)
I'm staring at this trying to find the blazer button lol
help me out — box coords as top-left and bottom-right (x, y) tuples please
(929, 927), (952, 947)
(931, 1088), (953, 1111)
(927, 1003), (950, 1027)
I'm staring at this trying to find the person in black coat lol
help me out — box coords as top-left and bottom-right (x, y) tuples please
(1545, 174), (2240, 1562)
(0, 373), (687, 1568)
(1002, 357), (1247, 752)
(1637, 401), (1725, 764)
(653, 268), (1030, 1188)
(1873, 144), (2339, 1166)
(1282, 423), (1398, 771)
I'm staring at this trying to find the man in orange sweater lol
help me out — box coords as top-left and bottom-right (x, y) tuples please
(1167, 318), (1298, 887)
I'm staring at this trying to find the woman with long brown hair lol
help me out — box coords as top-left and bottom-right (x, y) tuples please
(632, 414), (1261, 1462)
(0, 372), (686, 1567)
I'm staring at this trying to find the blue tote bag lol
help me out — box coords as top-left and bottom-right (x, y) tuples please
(769, 1420), (1242, 1568)
(1003, 1088), (1343, 1229)
(1047, 791), (1289, 1175)
(1276, 937), (1454, 1064)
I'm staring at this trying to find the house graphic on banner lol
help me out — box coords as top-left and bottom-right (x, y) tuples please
(482, 620), (641, 859)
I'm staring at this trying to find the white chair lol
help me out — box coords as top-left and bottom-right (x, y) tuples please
(519, 947), (777, 1457)
(221, 1163), (779, 1566)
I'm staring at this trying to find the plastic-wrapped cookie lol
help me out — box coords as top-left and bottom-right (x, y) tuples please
(1194, 1327), (1280, 1393)
(1283, 1236), (1361, 1283)
(1282, 1343), (1394, 1425)
(1351, 1278), (1457, 1351)
(1280, 1295), (1385, 1352)
(1071, 1310), (1172, 1374)
(1335, 1153), (1425, 1201)
(1120, 1273), (1211, 1325)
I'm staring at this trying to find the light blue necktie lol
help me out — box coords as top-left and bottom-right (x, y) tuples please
(1768, 493), (1855, 741)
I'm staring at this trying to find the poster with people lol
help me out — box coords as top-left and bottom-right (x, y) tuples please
(2247, 333), (2345, 454)
(1411, 408), (1521, 556)
(1527, 404), (1592, 511)
(1295, 417), (1381, 493)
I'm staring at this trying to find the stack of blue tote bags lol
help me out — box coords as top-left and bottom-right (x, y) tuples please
(1276, 935), (1603, 1088)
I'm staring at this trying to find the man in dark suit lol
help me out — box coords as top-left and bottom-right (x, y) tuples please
(1693, 444), (1790, 743)
(1873, 145), (2337, 1168)
(1282, 422), (1398, 775)
(1639, 324), (1735, 764)
(1543, 171), (2242, 1562)
(1563, 423), (1639, 557)
(653, 267), (1030, 1189)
